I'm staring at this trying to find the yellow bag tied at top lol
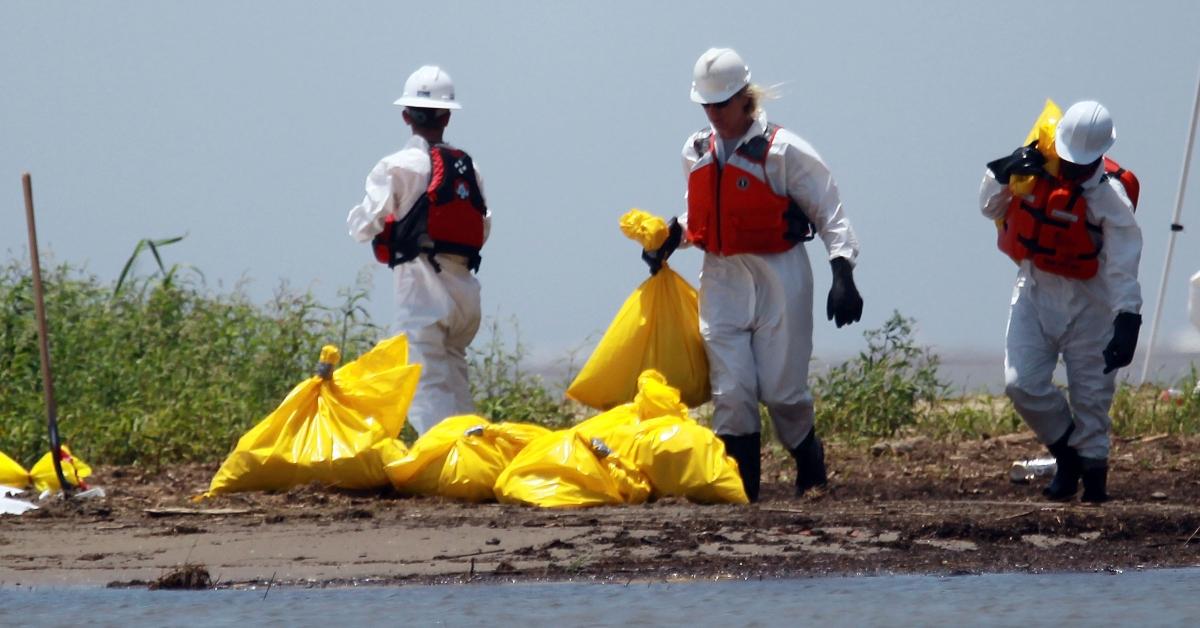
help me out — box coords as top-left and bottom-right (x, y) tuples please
(566, 268), (710, 409)
(30, 445), (92, 493)
(494, 429), (651, 508)
(385, 415), (550, 502)
(1009, 99), (1063, 196)
(506, 369), (740, 507)
(205, 335), (420, 496)
(0, 450), (30, 489)
(619, 208), (669, 251)
(573, 370), (689, 442)
(604, 416), (748, 504)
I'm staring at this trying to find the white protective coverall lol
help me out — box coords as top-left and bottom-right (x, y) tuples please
(347, 135), (491, 435)
(979, 166), (1141, 459)
(680, 111), (860, 450)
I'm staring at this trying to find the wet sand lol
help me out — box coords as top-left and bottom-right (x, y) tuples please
(2, 433), (1198, 589)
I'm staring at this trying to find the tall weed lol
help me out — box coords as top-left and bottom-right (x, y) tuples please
(0, 258), (376, 468)
(813, 311), (947, 441)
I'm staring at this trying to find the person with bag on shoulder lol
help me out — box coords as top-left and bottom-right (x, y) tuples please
(346, 65), (490, 436)
(981, 100), (1142, 503)
(643, 47), (863, 502)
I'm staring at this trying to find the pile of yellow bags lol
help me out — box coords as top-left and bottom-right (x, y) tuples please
(1, 446), (93, 493)
(384, 415), (549, 502)
(566, 209), (710, 410)
(205, 335), (420, 496)
(498, 370), (746, 507)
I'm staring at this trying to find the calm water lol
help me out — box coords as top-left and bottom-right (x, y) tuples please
(4, 569), (1199, 627)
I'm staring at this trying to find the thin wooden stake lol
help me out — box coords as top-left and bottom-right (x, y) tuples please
(21, 173), (70, 497)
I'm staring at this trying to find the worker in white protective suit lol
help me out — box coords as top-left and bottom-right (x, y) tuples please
(346, 65), (491, 436)
(981, 100), (1142, 503)
(643, 48), (863, 502)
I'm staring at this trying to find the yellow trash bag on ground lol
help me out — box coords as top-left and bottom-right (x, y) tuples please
(1, 451), (30, 489)
(567, 212), (710, 410)
(385, 415), (550, 502)
(495, 430), (651, 508)
(1009, 99), (1063, 197)
(605, 416), (748, 504)
(573, 370), (690, 442)
(206, 336), (420, 496)
(30, 446), (92, 493)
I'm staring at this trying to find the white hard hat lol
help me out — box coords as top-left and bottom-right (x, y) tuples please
(394, 65), (462, 110)
(1055, 100), (1115, 164)
(690, 48), (751, 104)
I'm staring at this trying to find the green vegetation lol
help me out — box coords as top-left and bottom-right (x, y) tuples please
(1, 254), (1197, 469)
(0, 249), (382, 468)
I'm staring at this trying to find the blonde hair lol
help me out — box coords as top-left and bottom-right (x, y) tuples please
(744, 83), (780, 116)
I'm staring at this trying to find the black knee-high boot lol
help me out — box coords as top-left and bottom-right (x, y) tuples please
(790, 429), (828, 497)
(1043, 425), (1082, 501)
(1080, 457), (1109, 503)
(718, 433), (761, 502)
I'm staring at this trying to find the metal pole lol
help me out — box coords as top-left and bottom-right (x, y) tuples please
(1139, 67), (1200, 385)
(21, 173), (72, 497)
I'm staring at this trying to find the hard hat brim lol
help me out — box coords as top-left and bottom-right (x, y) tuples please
(690, 84), (744, 105)
(393, 96), (462, 110)
(1053, 126), (1115, 165)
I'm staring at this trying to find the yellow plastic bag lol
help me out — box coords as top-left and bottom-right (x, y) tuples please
(30, 446), (92, 493)
(567, 268), (710, 409)
(494, 430), (651, 508)
(385, 415), (549, 502)
(205, 335), (420, 496)
(0, 450), (30, 489)
(605, 416), (748, 504)
(1010, 99), (1063, 196)
(619, 208), (669, 251)
(573, 370), (689, 442)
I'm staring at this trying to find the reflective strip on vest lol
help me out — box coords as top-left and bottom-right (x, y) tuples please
(996, 177), (1100, 280)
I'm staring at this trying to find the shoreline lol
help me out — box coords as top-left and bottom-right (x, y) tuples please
(3, 433), (1199, 590)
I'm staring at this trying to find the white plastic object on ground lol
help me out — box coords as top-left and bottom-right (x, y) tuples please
(1009, 457), (1057, 483)
(1, 494), (37, 515)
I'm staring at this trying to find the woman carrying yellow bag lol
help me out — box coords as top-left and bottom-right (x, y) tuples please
(639, 48), (865, 502)
(565, 210), (710, 410)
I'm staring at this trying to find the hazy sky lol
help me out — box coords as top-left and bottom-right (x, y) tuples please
(4, 1), (1199, 384)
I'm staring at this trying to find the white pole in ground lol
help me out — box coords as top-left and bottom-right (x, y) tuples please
(1139, 66), (1200, 385)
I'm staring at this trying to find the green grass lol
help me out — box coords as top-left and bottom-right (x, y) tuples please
(2, 254), (1197, 470)
(0, 257), (381, 468)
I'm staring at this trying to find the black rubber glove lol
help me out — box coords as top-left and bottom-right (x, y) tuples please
(1102, 312), (1142, 374)
(641, 218), (683, 276)
(827, 257), (863, 328)
(986, 142), (1047, 184)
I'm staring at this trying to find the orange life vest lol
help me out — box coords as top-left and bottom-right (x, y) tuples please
(996, 158), (1136, 280)
(686, 124), (813, 255)
(372, 144), (487, 271)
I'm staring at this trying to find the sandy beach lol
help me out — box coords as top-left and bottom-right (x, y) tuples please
(2, 432), (1198, 589)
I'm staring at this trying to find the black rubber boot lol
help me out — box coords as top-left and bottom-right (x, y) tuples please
(1043, 426), (1082, 501)
(1080, 457), (1110, 504)
(790, 430), (828, 497)
(719, 433), (761, 502)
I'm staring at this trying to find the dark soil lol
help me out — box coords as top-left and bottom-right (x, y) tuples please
(4, 432), (1198, 589)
